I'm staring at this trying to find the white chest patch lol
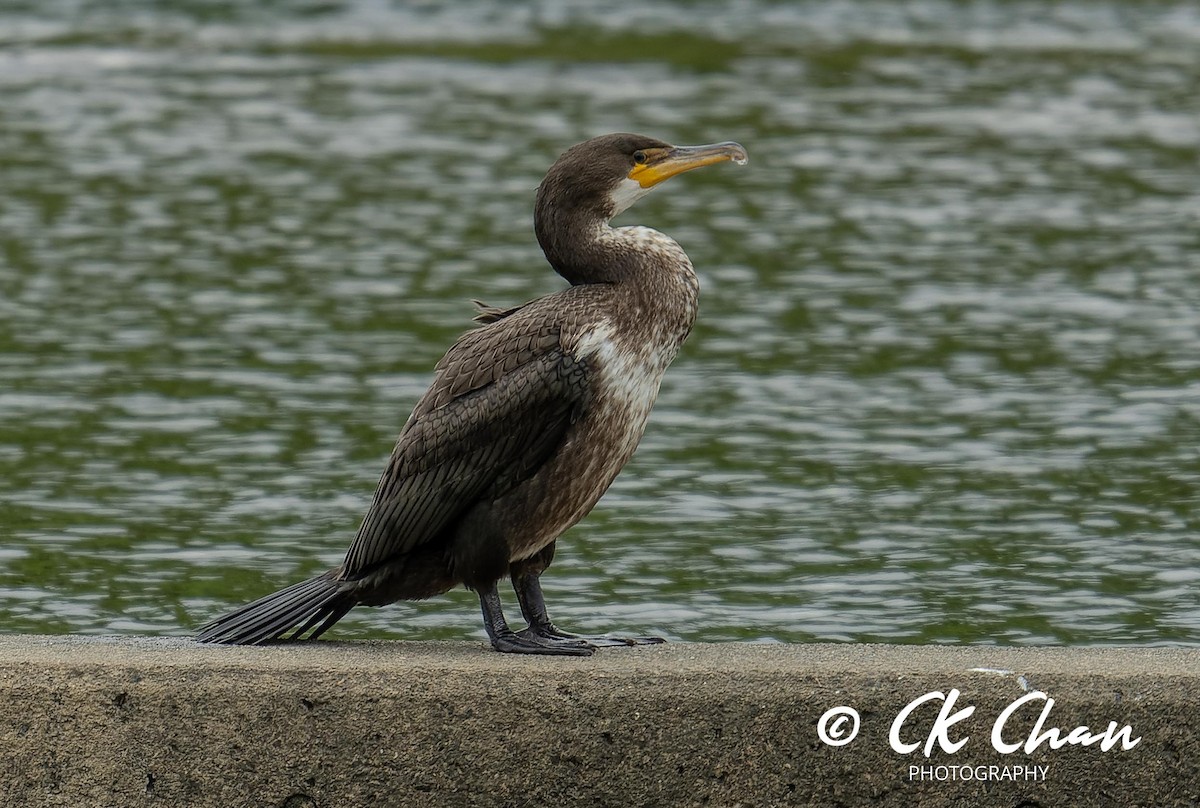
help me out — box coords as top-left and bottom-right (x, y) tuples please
(573, 323), (674, 433)
(592, 337), (665, 410)
(572, 320), (617, 363)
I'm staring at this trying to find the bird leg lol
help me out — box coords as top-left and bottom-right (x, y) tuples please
(511, 565), (665, 649)
(477, 580), (593, 656)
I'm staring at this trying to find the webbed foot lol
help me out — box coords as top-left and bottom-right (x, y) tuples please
(520, 622), (664, 647)
(479, 581), (595, 656)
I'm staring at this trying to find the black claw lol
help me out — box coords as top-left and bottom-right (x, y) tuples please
(489, 566), (665, 656)
(492, 629), (594, 656)
(528, 623), (665, 647)
(584, 634), (665, 647)
(516, 627), (593, 649)
(479, 580), (597, 657)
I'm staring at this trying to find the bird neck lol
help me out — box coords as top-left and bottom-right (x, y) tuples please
(535, 206), (691, 290)
(537, 207), (700, 359)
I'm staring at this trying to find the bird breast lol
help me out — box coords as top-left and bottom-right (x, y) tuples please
(577, 321), (671, 414)
(571, 315), (684, 473)
(499, 227), (699, 560)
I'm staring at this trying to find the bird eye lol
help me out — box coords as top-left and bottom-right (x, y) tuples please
(632, 151), (647, 165)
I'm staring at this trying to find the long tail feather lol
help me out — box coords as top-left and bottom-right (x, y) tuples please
(196, 572), (353, 645)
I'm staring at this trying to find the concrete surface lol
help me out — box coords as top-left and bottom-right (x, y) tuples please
(0, 636), (1196, 807)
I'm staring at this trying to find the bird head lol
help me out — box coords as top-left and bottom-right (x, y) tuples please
(533, 133), (747, 285)
(536, 133), (748, 222)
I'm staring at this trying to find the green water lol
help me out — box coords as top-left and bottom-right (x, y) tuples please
(1, 0), (1198, 645)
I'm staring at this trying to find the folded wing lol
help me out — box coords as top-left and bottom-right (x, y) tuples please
(341, 325), (589, 578)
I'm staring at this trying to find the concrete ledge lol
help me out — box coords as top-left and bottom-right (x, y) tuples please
(0, 636), (1196, 807)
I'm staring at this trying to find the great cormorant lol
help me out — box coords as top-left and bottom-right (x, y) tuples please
(196, 133), (748, 655)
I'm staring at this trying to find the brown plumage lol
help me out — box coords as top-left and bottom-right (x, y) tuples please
(197, 133), (747, 654)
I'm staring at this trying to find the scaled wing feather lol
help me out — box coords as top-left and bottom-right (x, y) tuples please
(341, 332), (588, 578)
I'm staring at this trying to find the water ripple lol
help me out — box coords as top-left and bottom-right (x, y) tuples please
(0, 0), (1198, 646)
